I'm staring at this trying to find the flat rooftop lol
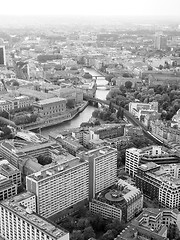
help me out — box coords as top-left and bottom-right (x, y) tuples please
(27, 157), (88, 181)
(1, 198), (67, 239)
(0, 160), (19, 175)
(37, 97), (66, 105)
(84, 146), (116, 159)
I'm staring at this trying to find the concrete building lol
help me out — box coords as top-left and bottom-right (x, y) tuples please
(33, 97), (66, 118)
(0, 192), (69, 240)
(129, 101), (158, 119)
(26, 157), (89, 218)
(0, 159), (21, 187)
(78, 146), (117, 200)
(136, 162), (180, 209)
(90, 179), (143, 222)
(50, 88), (83, 104)
(125, 145), (167, 177)
(116, 208), (168, 240)
(154, 33), (167, 50)
(0, 174), (17, 201)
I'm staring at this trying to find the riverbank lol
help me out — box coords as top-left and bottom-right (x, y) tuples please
(20, 101), (89, 131)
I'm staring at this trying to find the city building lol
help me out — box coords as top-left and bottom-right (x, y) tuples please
(116, 208), (168, 240)
(129, 101), (158, 119)
(0, 139), (61, 170)
(49, 133), (84, 156)
(125, 145), (167, 177)
(0, 95), (34, 112)
(90, 179), (143, 222)
(26, 157), (89, 218)
(0, 159), (21, 187)
(154, 33), (167, 50)
(78, 146), (117, 200)
(0, 192), (69, 240)
(33, 97), (66, 118)
(0, 174), (17, 201)
(136, 162), (180, 209)
(0, 46), (6, 66)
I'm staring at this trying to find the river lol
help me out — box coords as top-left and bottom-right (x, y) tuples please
(41, 68), (109, 137)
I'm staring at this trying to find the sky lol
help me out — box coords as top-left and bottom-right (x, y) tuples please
(1, 0), (180, 17)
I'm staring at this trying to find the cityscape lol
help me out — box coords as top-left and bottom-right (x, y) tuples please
(1, 1), (180, 240)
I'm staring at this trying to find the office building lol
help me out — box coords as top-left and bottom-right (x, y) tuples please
(78, 146), (117, 200)
(136, 162), (180, 209)
(0, 159), (21, 187)
(90, 179), (143, 222)
(0, 192), (69, 240)
(26, 157), (89, 218)
(125, 145), (167, 177)
(0, 174), (17, 201)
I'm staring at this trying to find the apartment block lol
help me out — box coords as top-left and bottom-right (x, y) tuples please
(26, 157), (89, 218)
(78, 146), (117, 200)
(0, 193), (69, 240)
(0, 174), (17, 201)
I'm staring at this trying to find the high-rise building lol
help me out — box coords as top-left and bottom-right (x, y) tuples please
(154, 33), (167, 50)
(78, 146), (117, 200)
(0, 192), (69, 240)
(0, 46), (6, 66)
(26, 157), (89, 218)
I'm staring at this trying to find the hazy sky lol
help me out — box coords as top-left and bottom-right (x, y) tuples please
(1, 0), (180, 17)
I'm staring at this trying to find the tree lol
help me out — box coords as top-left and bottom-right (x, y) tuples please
(92, 109), (99, 118)
(83, 226), (95, 240)
(71, 230), (84, 240)
(101, 230), (114, 240)
(37, 155), (52, 165)
(0, 110), (9, 119)
(66, 99), (75, 109)
(117, 107), (124, 119)
(83, 73), (92, 79)
(125, 81), (132, 89)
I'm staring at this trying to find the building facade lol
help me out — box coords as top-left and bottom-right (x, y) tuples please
(0, 193), (69, 240)
(26, 158), (89, 218)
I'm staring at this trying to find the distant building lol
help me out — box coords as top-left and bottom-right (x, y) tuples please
(33, 97), (66, 118)
(154, 33), (167, 50)
(0, 46), (6, 66)
(90, 179), (143, 222)
(0, 192), (69, 240)
(129, 101), (158, 119)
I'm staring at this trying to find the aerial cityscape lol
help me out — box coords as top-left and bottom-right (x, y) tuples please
(1, 0), (180, 240)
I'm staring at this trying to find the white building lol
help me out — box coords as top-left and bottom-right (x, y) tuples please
(26, 157), (89, 218)
(125, 145), (166, 177)
(0, 192), (69, 240)
(78, 146), (117, 200)
(129, 101), (158, 119)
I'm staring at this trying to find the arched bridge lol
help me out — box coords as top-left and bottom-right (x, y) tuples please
(83, 95), (165, 145)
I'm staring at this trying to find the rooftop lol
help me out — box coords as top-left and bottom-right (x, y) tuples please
(27, 157), (88, 182)
(83, 146), (116, 159)
(0, 160), (19, 176)
(37, 97), (66, 105)
(1, 196), (68, 239)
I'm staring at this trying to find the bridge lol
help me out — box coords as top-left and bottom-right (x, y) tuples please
(83, 95), (165, 146)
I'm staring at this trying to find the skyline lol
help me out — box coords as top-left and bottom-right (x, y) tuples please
(1, 0), (180, 17)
